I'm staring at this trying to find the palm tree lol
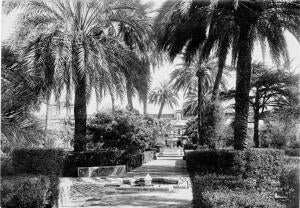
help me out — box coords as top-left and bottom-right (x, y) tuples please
(149, 81), (179, 119)
(12, 0), (150, 151)
(155, 0), (300, 149)
(170, 56), (229, 143)
(1, 45), (45, 148)
(117, 1), (158, 111)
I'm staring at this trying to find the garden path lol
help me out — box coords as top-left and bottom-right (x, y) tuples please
(62, 147), (193, 208)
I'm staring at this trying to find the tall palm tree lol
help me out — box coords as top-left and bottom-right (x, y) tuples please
(1, 45), (45, 148)
(171, 56), (229, 143)
(12, 0), (150, 151)
(155, 0), (300, 149)
(149, 81), (179, 119)
(117, 1), (158, 111)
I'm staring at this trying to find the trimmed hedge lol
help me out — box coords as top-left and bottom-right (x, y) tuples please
(1, 175), (59, 208)
(191, 175), (283, 208)
(279, 166), (299, 208)
(1, 157), (14, 176)
(12, 149), (66, 176)
(183, 143), (198, 151)
(186, 149), (284, 180)
(285, 148), (300, 157)
(11, 148), (154, 177)
(187, 149), (286, 208)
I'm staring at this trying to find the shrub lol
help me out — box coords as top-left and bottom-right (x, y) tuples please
(191, 175), (284, 208)
(279, 166), (299, 208)
(87, 110), (159, 152)
(1, 157), (14, 176)
(183, 143), (198, 151)
(12, 148), (66, 176)
(186, 149), (284, 189)
(1, 175), (59, 208)
(143, 151), (154, 164)
(284, 148), (300, 157)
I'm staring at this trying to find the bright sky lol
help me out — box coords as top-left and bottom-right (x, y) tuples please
(1, 0), (300, 115)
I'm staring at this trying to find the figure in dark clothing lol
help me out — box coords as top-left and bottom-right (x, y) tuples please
(177, 140), (183, 155)
(177, 140), (182, 147)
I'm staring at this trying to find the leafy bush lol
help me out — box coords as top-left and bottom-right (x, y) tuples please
(191, 175), (284, 208)
(284, 148), (300, 157)
(12, 148), (66, 176)
(279, 166), (299, 208)
(87, 110), (159, 152)
(186, 149), (284, 188)
(1, 157), (14, 176)
(1, 175), (59, 208)
(184, 143), (198, 150)
(63, 150), (154, 176)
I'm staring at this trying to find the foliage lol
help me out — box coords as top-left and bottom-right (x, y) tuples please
(284, 148), (300, 157)
(155, 0), (300, 150)
(186, 149), (284, 185)
(188, 149), (286, 207)
(12, 148), (66, 176)
(279, 166), (300, 208)
(1, 175), (59, 208)
(184, 101), (225, 147)
(149, 81), (178, 119)
(12, 0), (155, 151)
(222, 63), (300, 147)
(183, 143), (198, 151)
(1, 157), (15, 176)
(1, 45), (45, 149)
(87, 110), (159, 152)
(191, 175), (284, 208)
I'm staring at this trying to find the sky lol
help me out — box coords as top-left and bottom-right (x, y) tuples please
(1, 0), (300, 115)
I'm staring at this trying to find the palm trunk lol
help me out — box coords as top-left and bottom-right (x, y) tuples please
(253, 108), (260, 148)
(197, 69), (203, 145)
(211, 68), (223, 102)
(233, 25), (252, 150)
(143, 98), (147, 115)
(44, 98), (50, 146)
(157, 98), (165, 119)
(211, 41), (228, 102)
(108, 87), (115, 113)
(73, 75), (87, 152)
(253, 90), (260, 148)
(126, 79), (133, 111)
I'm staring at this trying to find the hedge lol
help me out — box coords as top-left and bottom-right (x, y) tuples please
(12, 149), (66, 176)
(186, 149), (284, 180)
(11, 149), (154, 177)
(1, 157), (14, 176)
(191, 175), (283, 208)
(64, 150), (154, 176)
(279, 166), (299, 208)
(285, 148), (300, 157)
(187, 149), (286, 208)
(1, 175), (59, 208)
